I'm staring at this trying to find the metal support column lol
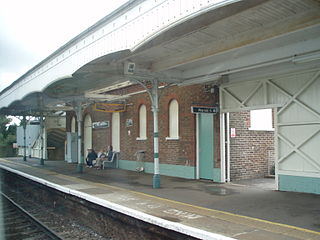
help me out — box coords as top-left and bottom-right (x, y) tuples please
(22, 115), (27, 161)
(226, 112), (231, 182)
(151, 79), (160, 188)
(40, 113), (44, 165)
(220, 113), (226, 182)
(75, 104), (84, 173)
(274, 107), (279, 190)
(129, 75), (162, 188)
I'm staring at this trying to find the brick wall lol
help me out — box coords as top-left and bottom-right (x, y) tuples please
(66, 83), (220, 171)
(229, 111), (274, 180)
(66, 109), (112, 155)
(121, 84), (219, 167)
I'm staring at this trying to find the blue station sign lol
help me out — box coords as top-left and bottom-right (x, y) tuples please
(191, 106), (219, 114)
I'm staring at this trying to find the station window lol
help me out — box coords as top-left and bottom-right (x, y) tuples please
(71, 117), (76, 133)
(137, 104), (147, 140)
(249, 109), (274, 131)
(167, 99), (179, 140)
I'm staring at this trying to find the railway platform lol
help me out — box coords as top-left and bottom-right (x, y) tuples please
(0, 158), (319, 240)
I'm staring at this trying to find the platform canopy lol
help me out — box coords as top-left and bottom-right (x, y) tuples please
(0, 0), (319, 115)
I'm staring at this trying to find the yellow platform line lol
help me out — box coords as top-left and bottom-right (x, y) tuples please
(1, 158), (319, 236)
(92, 181), (320, 236)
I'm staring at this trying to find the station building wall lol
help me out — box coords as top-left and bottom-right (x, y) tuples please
(66, 84), (220, 179)
(229, 111), (275, 180)
(66, 109), (112, 155)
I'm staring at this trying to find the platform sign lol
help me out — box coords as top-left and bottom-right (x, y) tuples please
(126, 119), (133, 127)
(231, 128), (236, 138)
(191, 106), (219, 114)
(92, 121), (109, 129)
(94, 103), (126, 112)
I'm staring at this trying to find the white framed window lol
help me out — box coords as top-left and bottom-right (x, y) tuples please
(249, 109), (274, 131)
(112, 112), (120, 152)
(71, 116), (76, 133)
(167, 99), (179, 140)
(137, 104), (147, 140)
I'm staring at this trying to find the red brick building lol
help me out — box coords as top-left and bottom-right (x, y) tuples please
(67, 83), (221, 180)
(66, 83), (276, 182)
(229, 111), (275, 180)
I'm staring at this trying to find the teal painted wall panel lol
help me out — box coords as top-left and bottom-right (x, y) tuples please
(213, 168), (221, 182)
(118, 160), (195, 179)
(279, 175), (320, 194)
(199, 114), (214, 180)
(118, 159), (136, 170)
(158, 163), (195, 179)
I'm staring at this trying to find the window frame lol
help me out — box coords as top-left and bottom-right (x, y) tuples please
(136, 104), (147, 140)
(166, 99), (179, 140)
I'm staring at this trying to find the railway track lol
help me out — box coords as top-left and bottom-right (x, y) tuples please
(0, 192), (62, 240)
(1, 169), (197, 240)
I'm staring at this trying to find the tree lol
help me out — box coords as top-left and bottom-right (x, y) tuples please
(0, 115), (17, 148)
(0, 115), (10, 138)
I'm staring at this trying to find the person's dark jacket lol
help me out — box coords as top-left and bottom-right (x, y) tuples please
(86, 151), (97, 166)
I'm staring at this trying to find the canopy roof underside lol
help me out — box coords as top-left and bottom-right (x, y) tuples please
(1, 0), (319, 115)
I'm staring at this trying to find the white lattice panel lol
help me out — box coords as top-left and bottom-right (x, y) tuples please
(220, 68), (320, 178)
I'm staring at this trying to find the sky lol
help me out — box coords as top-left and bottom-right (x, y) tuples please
(0, 0), (129, 92)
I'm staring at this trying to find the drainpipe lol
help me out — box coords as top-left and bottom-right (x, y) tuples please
(22, 115), (27, 161)
(151, 78), (160, 188)
(75, 103), (84, 173)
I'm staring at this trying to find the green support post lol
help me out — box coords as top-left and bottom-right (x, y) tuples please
(40, 113), (44, 165)
(22, 115), (27, 161)
(75, 103), (84, 173)
(152, 78), (160, 188)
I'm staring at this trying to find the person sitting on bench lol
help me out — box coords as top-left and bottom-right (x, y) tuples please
(95, 148), (107, 169)
(106, 145), (113, 161)
(86, 148), (97, 168)
(101, 145), (115, 169)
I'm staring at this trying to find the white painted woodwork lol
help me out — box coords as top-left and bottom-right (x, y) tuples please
(168, 99), (179, 139)
(71, 117), (76, 133)
(2, 0), (319, 110)
(220, 68), (320, 180)
(0, 0), (319, 193)
(138, 104), (147, 139)
(112, 112), (120, 151)
(0, 0), (241, 108)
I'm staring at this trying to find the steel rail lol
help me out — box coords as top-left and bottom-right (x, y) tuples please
(0, 191), (64, 240)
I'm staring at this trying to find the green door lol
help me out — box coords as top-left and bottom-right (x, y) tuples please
(199, 114), (214, 180)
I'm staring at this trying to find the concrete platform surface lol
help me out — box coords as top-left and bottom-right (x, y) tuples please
(0, 158), (319, 240)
